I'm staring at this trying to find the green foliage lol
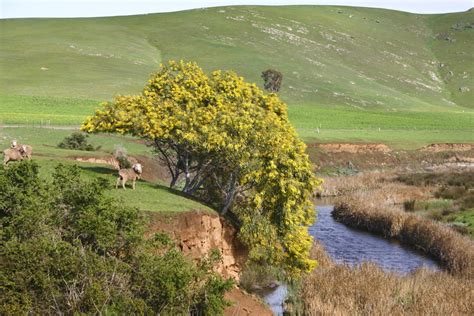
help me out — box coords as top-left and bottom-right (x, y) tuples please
(397, 171), (474, 211)
(58, 132), (97, 151)
(82, 60), (322, 278)
(0, 161), (233, 314)
(261, 69), (283, 92)
(239, 262), (282, 293)
(403, 200), (416, 212)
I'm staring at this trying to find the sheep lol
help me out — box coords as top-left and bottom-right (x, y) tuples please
(3, 144), (33, 165)
(3, 148), (26, 165)
(19, 144), (33, 159)
(116, 163), (142, 190)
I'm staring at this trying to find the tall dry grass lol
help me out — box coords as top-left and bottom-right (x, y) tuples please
(300, 243), (474, 315)
(333, 196), (474, 278)
(320, 171), (431, 199)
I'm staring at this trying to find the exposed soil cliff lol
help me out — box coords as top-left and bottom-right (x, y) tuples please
(146, 210), (272, 315)
(146, 210), (247, 280)
(311, 143), (392, 153)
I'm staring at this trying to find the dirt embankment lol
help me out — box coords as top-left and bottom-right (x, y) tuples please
(146, 210), (247, 280)
(74, 156), (120, 169)
(310, 143), (392, 153)
(308, 142), (474, 173)
(146, 211), (272, 315)
(421, 143), (474, 152)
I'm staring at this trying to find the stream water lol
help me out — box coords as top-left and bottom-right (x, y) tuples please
(264, 205), (440, 315)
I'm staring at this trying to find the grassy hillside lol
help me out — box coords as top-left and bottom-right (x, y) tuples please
(0, 6), (473, 147)
(1, 6), (473, 107)
(0, 127), (213, 213)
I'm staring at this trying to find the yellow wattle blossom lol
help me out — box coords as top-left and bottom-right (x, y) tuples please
(81, 60), (323, 279)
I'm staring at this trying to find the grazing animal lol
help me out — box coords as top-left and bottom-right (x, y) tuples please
(116, 163), (142, 190)
(3, 147), (27, 165)
(19, 144), (33, 159)
(3, 143), (33, 165)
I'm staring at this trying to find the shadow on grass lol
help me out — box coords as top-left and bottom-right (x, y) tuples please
(79, 164), (237, 220)
(79, 165), (116, 176)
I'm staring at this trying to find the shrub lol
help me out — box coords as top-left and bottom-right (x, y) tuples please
(239, 262), (281, 292)
(261, 69), (283, 92)
(58, 132), (97, 151)
(113, 145), (132, 169)
(0, 161), (232, 314)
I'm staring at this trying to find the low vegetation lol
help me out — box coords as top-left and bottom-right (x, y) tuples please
(396, 171), (474, 237)
(323, 169), (474, 237)
(299, 243), (474, 315)
(58, 132), (98, 151)
(0, 161), (233, 314)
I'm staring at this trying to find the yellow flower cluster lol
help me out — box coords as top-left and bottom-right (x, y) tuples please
(81, 60), (322, 278)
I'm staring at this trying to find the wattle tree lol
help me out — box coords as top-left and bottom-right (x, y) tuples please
(82, 60), (322, 277)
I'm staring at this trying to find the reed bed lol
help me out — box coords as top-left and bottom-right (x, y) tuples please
(320, 171), (430, 199)
(300, 243), (474, 315)
(333, 196), (474, 278)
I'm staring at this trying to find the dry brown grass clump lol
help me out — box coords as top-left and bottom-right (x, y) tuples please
(400, 215), (474, 276)
(321, 171), (431, 200)
(300, 243), (474, 315)
(320, 172), (384, 196)
(333, 196), (474, 278)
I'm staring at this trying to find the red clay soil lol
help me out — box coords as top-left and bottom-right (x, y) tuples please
(73, 156), (120, 169)
(134, 155), (170, 183)
(145, 210), (248, 280)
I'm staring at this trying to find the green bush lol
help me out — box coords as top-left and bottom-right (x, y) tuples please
(239, 262), (281, 293)
(58, 132), (97, 151)
(0, 161), (233, 314)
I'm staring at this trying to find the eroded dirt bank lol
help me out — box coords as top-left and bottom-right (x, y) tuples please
(146, 210), (247, 280)
(145, 210), (271, 315)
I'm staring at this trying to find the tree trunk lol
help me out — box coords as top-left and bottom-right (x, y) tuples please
(220, 172), (237, 215)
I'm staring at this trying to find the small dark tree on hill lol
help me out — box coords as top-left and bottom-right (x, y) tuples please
(261, 69), (283, 92)
(58, 132), (97, 151)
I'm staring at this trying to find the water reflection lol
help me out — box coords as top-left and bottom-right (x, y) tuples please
(311, 205), (439, 273)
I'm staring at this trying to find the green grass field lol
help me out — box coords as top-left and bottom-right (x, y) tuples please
(1, 94), (472, 148)
(288, 104), (474, 148)
(0, 6), (473, 147)
(0, 127), (212, 213)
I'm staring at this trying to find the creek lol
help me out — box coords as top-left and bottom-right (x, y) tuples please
(264, 205), (440, 315)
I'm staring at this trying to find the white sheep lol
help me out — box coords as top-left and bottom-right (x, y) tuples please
(116, 163), (143, 190)
(3, 144), (33, 165)
(19, 144), (33, 159)
(3, 148), (26, 165)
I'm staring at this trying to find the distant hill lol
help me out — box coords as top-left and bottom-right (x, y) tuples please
(1, 5), (473, 109)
